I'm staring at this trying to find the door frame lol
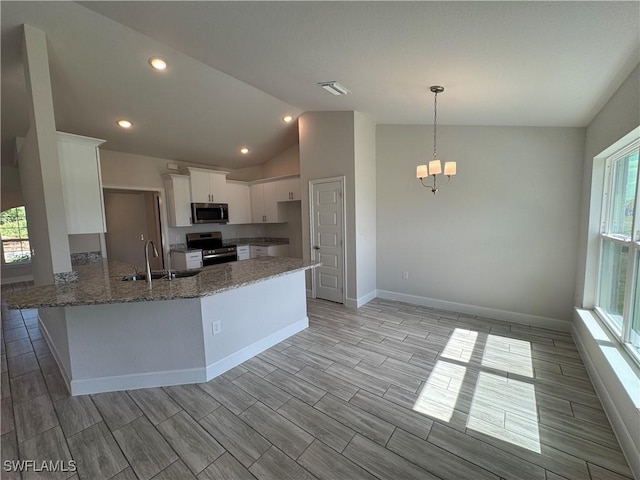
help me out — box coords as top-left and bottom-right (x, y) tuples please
(308, 176), (347, 304)
(102, 184), (169, 269)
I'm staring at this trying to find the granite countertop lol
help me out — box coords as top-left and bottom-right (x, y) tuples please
(5, 257), (319, 309)
(225, 237), (289, 247)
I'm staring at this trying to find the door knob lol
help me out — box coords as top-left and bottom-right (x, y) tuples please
(313, 246), (320, 250)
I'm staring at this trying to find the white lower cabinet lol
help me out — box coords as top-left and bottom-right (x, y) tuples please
(237, 245), (250, 261)
(250, 244), (290, 258)
(171, 250), (202, 270)
(250, 245), (268, 258)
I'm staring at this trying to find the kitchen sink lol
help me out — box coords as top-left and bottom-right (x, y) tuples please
(168, 269), (201, 279)
(120, 270), (201, 281)
(121, 271), (166, 281)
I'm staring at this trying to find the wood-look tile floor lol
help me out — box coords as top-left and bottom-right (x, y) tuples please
(1, 281), (634, 480)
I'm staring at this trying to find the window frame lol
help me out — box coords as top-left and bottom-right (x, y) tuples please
(0, 206), (31, 266)
(595, 138), (640, 366)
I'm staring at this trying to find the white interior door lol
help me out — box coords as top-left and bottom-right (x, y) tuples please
(310, 178), (345, 303)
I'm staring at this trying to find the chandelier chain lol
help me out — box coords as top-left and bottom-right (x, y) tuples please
(433, 90), (438, 159)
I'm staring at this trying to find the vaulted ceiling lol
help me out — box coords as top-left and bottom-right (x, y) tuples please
(2, 1), (639, 168)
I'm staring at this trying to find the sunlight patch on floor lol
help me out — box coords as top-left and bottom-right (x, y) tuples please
(440, 328), (478, 363)
(481, 334), (534, 377)
(466, 372), (541, 453)
(413, 360), (467, 422)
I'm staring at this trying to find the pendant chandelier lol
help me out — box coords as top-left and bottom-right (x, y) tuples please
(416, 86), (456, 194)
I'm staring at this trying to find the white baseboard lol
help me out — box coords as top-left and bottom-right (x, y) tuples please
(1, 274), (33, 285)
(205, 317), (308, 379)
(572, 309), (640, 479)
(71, 367), (207, 396)
(376, 289), (571, 332)
(66, 317), (309, 395)
(38, 316), (73, 392)
(345, 290), (377, 309)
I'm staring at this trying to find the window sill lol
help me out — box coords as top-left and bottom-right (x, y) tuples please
(574, 308), (640, 407)
(1, 262), (32, 269)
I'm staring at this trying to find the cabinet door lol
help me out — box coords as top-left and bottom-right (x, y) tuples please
(189, 170), (211, 203)
(164, 175), (192, 227)
(226, 182), (251, 224)
(57, 134), (106, 234)
(209, 173), (228, 203)
(250, 246), (268, 258)
(263, 182), (279, 223)
(277, 177), (301, 202)
(250, 184), (265, 222)
(236, 245), (250, 261)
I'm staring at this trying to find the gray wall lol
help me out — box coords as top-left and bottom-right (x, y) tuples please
(572, 64), (640, 478)
(19, 25), (71, 285)
(576, 64), (640, 307)
(354, 113), (377, 301)
(376, 125), (585, 324)
(299, 111), (357, 300)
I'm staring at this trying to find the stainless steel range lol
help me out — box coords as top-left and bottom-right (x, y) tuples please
(186, 232), (237, 266)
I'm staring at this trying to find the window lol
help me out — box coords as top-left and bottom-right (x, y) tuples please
(0, 206), (31, 264)
(596, 139), (640, 363)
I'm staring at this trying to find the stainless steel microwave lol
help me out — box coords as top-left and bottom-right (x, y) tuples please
(191, 203), (229, 224)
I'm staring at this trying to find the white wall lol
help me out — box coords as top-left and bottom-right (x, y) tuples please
(573, 64), (640, 479)
(576, 64), (640, 307)
(354, 113), (377, 303)
(263, 144), (300, 178)
(1, 165), (24, 210)
(19, 25), (71, 285)
(1, 164), (33, 282)
(376, 125), (585, 325)
(299, 111), (357, 298)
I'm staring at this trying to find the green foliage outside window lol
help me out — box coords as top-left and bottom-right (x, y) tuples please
(1, 206), (31, 264)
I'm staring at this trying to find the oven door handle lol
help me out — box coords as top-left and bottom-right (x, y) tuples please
(203, 252), (237, 259)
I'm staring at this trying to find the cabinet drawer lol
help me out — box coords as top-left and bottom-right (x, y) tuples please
(250, 246), (269, 258)
(185, 252), (202, 261)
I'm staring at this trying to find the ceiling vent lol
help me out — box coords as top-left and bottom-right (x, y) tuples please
(318, 81), (350, 96)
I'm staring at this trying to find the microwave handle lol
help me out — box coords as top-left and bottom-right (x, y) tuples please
(220, 205), (223, 218)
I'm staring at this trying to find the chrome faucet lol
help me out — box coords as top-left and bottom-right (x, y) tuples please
(167, 250), (173, 281)
(145, 240), (159, 285)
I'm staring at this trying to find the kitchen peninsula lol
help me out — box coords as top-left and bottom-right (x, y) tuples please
(5, 257), (319, 395)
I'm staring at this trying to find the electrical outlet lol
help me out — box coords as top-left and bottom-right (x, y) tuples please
(175, 235), (180, 242)
(402, 271), (409, 280)
(212, 320), (222, 335)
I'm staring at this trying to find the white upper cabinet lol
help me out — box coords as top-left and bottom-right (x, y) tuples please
(57, 132), (106, 234)
(226, 181), (251, 224)
(187, 167), (228, 203)
(276, 176), (301, 202)
(250, 181), (288, 223)
(163, 174), (192, 227)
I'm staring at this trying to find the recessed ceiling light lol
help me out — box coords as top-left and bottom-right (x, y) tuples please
(318, 81), (350, 96)
(240, 147), (250, 155)
(282, 115), (294, 123)
(117, 120), (133, 128)
(149, 57), (167, 70)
